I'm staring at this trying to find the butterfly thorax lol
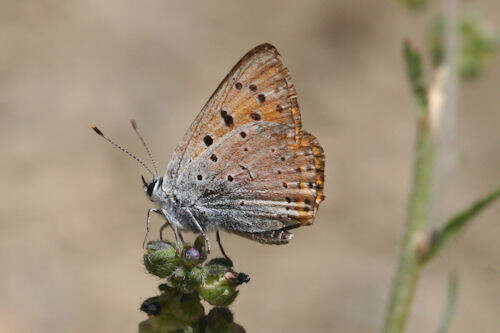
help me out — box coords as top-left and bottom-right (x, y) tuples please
(147, 178), (204, 233)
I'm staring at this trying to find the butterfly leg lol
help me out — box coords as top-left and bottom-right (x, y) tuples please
(159, 222), (168, 240)
(159, 222), (184, 251)
(216, 231), (233, 266)
(144, 208), (162, 248)
(178, 231), (185, 243)
(172, 226), (183, 252)
(186, 208), (211, 253)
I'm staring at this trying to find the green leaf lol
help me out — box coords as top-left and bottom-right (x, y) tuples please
(430, 13), (498, 80)
(403, 40), (428, 110)
(460, 14), (498, 79)
(398, 0), (430, 11)
(420, 186), (500, 264)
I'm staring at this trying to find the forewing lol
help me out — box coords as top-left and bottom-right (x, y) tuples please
(166, 43), (302, 183)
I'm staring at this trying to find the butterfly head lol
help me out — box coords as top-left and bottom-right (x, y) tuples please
(142, 175), (164, 202)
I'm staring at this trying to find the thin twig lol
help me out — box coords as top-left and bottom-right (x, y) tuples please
(431, 0), (460, 228)
(384, 2), (498, 332)
(437, 272), (459, 333)
(383, 43), (437, 333)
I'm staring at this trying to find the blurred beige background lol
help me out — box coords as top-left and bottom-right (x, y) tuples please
(1, 1), (499, 332)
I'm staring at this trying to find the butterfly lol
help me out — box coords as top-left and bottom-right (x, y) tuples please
(92, 43), (325, 254)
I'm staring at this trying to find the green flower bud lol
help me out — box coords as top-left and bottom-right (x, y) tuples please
(193, 235), (208, 263)
(206, 257), (233, 269)
(167, 293), (205, 324)
(198, 272), (238, 306)
(157, 286), (181, 312)
(158, 283), (177, 295)
(179, 275), (198, 294)
(167, 267), (188, 288)
(208, 306), (233, 323)
(177, 267), (204, 294)
(140, 296), (162, 316)
(143, 241), (180, 278)
(203, 258), (233, 280)
(147, 313), (191, 332)
(138, 320), (153, 333)
(182, 246), (202, 268)
(162, 267), (196, 294)
(188, 266), (204, 284)
(223, 271), (250, 287)
(204, 307), (239, 333)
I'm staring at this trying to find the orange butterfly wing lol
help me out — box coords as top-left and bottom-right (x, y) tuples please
(165, 43), (324, 230)
(167, 44), (301, 175)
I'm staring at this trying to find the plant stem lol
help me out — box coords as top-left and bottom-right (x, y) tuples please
(437, 272), (459, 333)
(431, 0), (460, 228)
(384, 1), (499, 332)
(383, 48), (499, 332)
(384, 4), (458, 330)
(383, 111), (436, 333)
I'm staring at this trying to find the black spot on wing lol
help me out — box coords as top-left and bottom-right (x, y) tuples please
(203, 135), (213, 146)
(250, 111), (261, 121)
(220, 109), (234, 127)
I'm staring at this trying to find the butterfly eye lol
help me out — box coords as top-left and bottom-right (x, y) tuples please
(146, 181), (156, 197)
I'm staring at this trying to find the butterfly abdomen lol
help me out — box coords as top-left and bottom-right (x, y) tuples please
(236, 229), (294, 245)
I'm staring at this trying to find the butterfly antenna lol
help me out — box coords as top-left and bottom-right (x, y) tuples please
(130, 119), (159, 177)
(91, 125), (155, 178)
